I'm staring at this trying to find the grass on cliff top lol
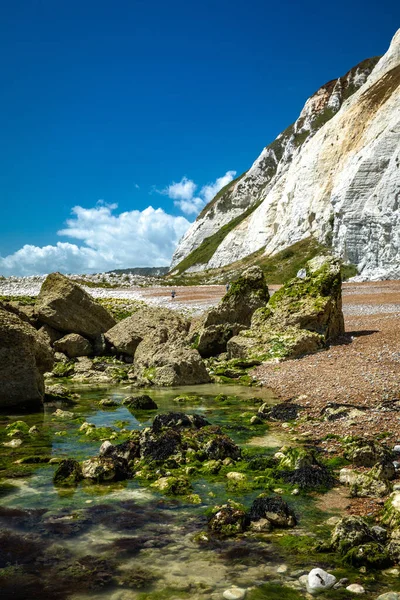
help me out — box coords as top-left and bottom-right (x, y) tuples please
(168, 237), (328, 286)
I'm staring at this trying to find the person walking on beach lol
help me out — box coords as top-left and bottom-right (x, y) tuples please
(171, 289), (176, 299)
(225, 282), (230, 292)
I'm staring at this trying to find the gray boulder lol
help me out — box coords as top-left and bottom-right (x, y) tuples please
(53, 333), (93, 358)
(104, 305), (189, 357)
(38, 323), (64, 346)
(134, 335), (210, 386)
(195, 266), (269, 357)
(0, 309), (54, 408)
(35, 272), (115, 338)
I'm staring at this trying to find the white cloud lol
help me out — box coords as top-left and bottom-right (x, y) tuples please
(0, 204), (190, 277)
(166, 176), (197, 202)
(0, 169), (237, 276)
(162, 170), (237, 215)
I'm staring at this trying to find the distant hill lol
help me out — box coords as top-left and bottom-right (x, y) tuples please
(106, 267), (169, 277)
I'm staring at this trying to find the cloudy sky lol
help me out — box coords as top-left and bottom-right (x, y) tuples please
(0, 0), (398, 275)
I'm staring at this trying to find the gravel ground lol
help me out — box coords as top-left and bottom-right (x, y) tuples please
(254, 281), (400, 445)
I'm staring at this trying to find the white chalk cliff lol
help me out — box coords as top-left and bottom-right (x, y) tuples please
(171, 29), (400, 280)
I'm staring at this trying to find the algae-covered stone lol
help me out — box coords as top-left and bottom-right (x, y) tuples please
(227, 255), (344, 361)
(343, 542), (390, 568)
(344, 438), (394, 468)
(248, 494), (297, 528)
(53, 333), (93, 358)
(81, 457), (118, 482)
(53, 458), (83, 486)
(0, 308), (54, 408)
(35, 272), (116, 337)
(331, 516), (375, 553)
(196, 266), (269, 357)
(151, 476), (192, 496)
(5, 421), (30, 436)
(208, 500), (247, 536)
(122, 395), (158, 410)
(382, 492), (400, 529)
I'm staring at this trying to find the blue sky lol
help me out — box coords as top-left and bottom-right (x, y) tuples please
(0, 0), (399, 275)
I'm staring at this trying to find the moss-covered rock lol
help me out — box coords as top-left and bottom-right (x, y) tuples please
(343, 438), (394, 468)
(330, 516), (375, 554)
(343, 542), (391, 568)
(53, 459), (83, 486)
(248, 494), (297, 528)
(208, 500), (247, 536)
(151, 476), (192, 496)
(195, 266), (269, 357)
(122, 395), (158, 410)
(227, 255), (344, 361)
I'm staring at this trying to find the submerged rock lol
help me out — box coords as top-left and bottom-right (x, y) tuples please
(227, 256), (344, 361)
(0, 308), (54, 408)
(122, 395), (158, 410)
(152, 412), (209, 432)
(35, 272), (115, 337)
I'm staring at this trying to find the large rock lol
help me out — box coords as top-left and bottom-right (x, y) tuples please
(195, 266), (269, 357)
(0, 309), (54, 408)
(134, 337), (210, 386)
(35, 272), (115, 338)
(227, 255), (344, 361)
(104, 305), (189, 357)
(53, 333), (93, 358)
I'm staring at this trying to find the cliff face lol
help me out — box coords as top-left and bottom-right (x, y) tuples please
(171, 29), (400, 281)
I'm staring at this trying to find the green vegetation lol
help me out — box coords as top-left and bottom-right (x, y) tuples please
(173, 201), (262, 274)
(341, 263), (358, 281)
(97, 298), (145, 321)
(0, 295), (36, 305)
(168, 237), (328, 286)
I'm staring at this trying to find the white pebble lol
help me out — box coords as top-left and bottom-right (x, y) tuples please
(346, 584), (365, 594)
(223, 587), (247, 600)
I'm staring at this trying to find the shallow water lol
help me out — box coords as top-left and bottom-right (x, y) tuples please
(0, 384), (397, 599)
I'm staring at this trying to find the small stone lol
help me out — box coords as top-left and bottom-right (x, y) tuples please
(28, 425), (39, 435)
(346, 584), (365, 594)
(377, 593), (400, 600)
(299, 574), (308, 587)
(273, 488), (285, 494)
(226, 471), (246, 481)
(99, 440), (114, 455)
(393, 483), (400, 491)
(326, 516), (341, 525)
(277, 564), (288, 574)
(223, 587), (246, 600)
(382, 568), (400, 577)
(291, 488), (300, 496)
(52, 409), (74, 419)
(3, 438), (22, 448)
(249, 518), (272, 532)
(393, 445), (400, 453)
